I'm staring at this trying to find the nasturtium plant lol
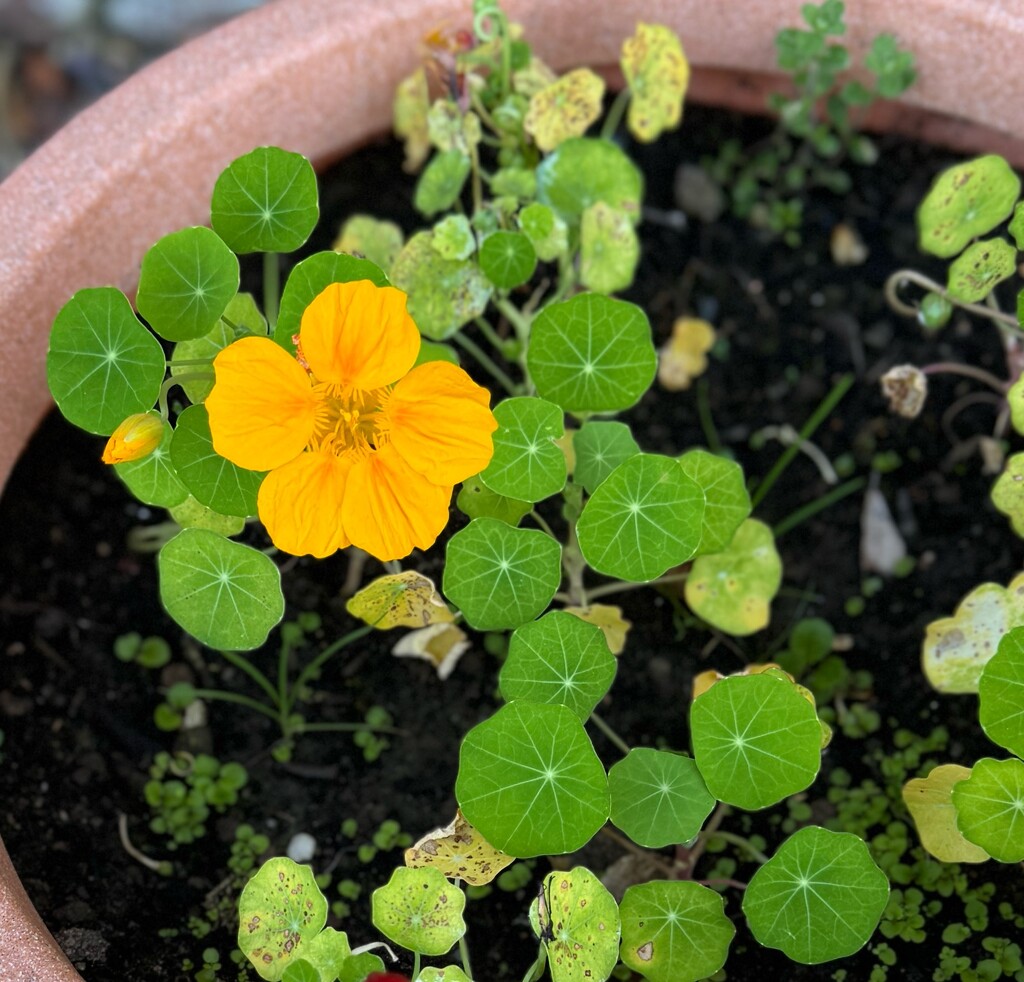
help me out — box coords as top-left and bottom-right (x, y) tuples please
(978, 626), (1024, 757)
(742, 827), (889, 964)
(618, 880), (733, 982)
(158, 528), (284, 651)
(238, 857), (328, 981)
(902, 764), (990, 863)
(478, 230), (537, 289)
(403, 810), (515, 886)
(280, 960), (319, 982)
(479, 397), (566, 502)
(211, 146), (319, 254)
(917, 155), (1021, 258)
(690, 671), (822, 809)
(136, 226), (240, 341)
(527, 293), (657, 412)
(443, 518), (562, 630)
(114, 418), (189, 508)
(528, 868), (620, 982)
(536, 137), (643, 225)
(345, 571), (453, 630)
(945, 237), (1017, 303)
(456, 475), (531, 525)
(371, 866), (466, 957)
(952, 758), (1024, 863)
(456, 701), (609, 856)
(576, 454), (703, 581)
(47, 287), (166, 436)
(499, 610), (617, 720)
(608, 748), (715, 848)
(169, 495), (246, 536)
(579, 202), (640, 294)
(677, 449), (752, 554)
(572, 421), (640, 494)
(414, 149), (472, 216)
(523, 68), (605, 153)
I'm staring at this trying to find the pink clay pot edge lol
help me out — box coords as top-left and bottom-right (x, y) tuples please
(2, 0), (1024, 978)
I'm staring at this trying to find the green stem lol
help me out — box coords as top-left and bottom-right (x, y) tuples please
(773, 476), (866, 538)
(589, 709), (631, 756)
(494, 297), (532, 345)
(278, 640), (292, 723)
(884, 269), (1019, 330)
(264, 252), (280, 330)
(583, 571), (689, 602)
(751, 373), (853, 508)
(413, 951), (421, 978)
(709, 830), (770, 864)
(188, 687), (282, 723)
(219, 651), (281, 709)
(921, 361), (1008, 393)
(158, 372), (214, 417)
(473, 316), (510, 353)
(696, 377), (723, 454)
(520, 945), (547, 982)
(451, 331), (518, 395)
(458, 935), (473, 980)
(529, 509), (556, 539)
(298, 721), (405, 735)
(288, 624), (375, 707)
(600, 86), (632, 141)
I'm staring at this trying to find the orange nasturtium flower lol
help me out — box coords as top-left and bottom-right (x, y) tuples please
(205, 280), (497, 561)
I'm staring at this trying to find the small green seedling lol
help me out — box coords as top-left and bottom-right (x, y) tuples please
(114, 632), (171, 669)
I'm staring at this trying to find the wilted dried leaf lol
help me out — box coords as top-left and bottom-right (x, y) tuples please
(346, 571), (453, 630)
(860, 486), (906, 575)
(658, 317), (715, 391)
(621, 23), (689, 143)
(524, 68), (605, 153)
(830, 223), (868, 265)
(881, 364), (927, 418)
(405, 810), (515, 885)
(392, 623), (470, 680)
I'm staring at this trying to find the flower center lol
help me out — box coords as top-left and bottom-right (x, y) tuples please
(308, 381), (390, 459)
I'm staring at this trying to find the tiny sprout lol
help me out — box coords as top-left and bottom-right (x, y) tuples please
(880, 365), (928, 419)
(101, 411), (164, 464)
(917, 292), (952, 331)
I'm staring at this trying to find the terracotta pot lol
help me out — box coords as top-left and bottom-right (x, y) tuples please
(2, 0), (1023, 977)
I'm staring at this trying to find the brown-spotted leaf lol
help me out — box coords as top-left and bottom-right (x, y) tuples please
(524, 68), (605, 153)
(404, 810), (515, 886)
(346, 571), (453, 630)
(621, 23), (690, 143)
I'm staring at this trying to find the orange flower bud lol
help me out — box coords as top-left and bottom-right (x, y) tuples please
(101, 412), (164, 465)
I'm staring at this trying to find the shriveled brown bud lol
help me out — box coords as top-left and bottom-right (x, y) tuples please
(881, 365), (928, 419)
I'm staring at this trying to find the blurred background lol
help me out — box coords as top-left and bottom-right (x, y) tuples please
(0, 0), (272, 180)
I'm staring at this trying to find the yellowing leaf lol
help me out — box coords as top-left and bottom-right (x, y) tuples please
(658, 317), (715, 391)
(405, 810), (515, 886)
(332, 215), (404, 274)
(394, 68), (431, 172)
(513, 56), (558, 98)
(524, 68), (605, 153)
(621, 23), (690, 143)
(392, 623), (470, 680)
(922, 572), (1024, 693)
(346, 571), (454, 630)
(555, 429), (577, 474)
(563, 603), (632, 655)
(903, 764), (990, 863)
(427, 100), (481, 154)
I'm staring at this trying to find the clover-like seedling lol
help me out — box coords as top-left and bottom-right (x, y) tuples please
(608, 748), (716, 848)
(456, 701), (609, 856)
(346, 571), (453, 630)
(619, 880), (733, 982)
(978, 626), (1024, 758)
(952, 758), (1024, 863)
(479, 397), (566, 502)
(404, 809), (515, 887)
(371, 866), (466, 958)
(902, 763), (989, 863)
(684, 518), (782, 635)
(690, 670), (822, 810)
(917, 155), (1021, 259)
(742, 826), (890, 964)
(499, 610), (617, 721)
(528, 868), (620, 982)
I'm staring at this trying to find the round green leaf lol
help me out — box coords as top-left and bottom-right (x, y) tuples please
(443, 518), (562, 630)
(528, 868), (620, 982)
(536, 137), (643, 225)
(168, 495), (246, 536)
(456, 701), (609, 857)
(952, 757), (1024, 862)
(572, 421), (640, 494)
(211, 147), (319, 254)
(619, 880), (734, 982)
(576, 454), (703, 582)
(281, 961), (319, 982)
(339, 953), (384, 982)
(479, 397), (566, 502)
(159, 528), (284, 651)
(742, 826), (890, 964)
(917, 155), (1020, 259)
(677, 449), (752, 555)
(946, 237), (1017, 303)
(274, 252), (389, 350)
(414, 149), (470, 216)
(336, 214), (405, 271)
(979, 627), (1024, 757)
(479, 230), (537, 289)
(608, 749), (715, 849)
(685, 518), (782, 636)
(237, 857), (328, 982)
(518, 201), (568, 261)
(371, 866), (466, 957)
(456, 475), (531, 526)
(500, 610), (616, 720)
(170, 404), (265, 517)
(136, 226), (240, 341)
(114, 417), (189, 508)
(527, 294), (657, 413)
(579, 203), (639, 294)
(47, 287), (165, 435)
(690, 672), (822, 810)
(391, 232), (493, 341)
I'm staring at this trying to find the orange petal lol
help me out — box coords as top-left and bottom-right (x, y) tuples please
(300, 280), (420, 390)
(257, 452), (351, 558)
(342, 445), (452, 561)
(206, 336), (317, 471)
(386, 361), (498, 485)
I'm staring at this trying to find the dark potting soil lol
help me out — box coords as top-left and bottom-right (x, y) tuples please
(2, 105), (1023, 982)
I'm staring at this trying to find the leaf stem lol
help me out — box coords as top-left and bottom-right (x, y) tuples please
(772, 476), (866, 539)
(451, 331), (519, 394)
(921, 360), (1009, 393)
(288, 623), (375, 707)
(884, 268), (1019, 329)
(708, 830), (770, 864)
(264, 252), (280, 330)
(583, 571), (689, 602)
(188, 686), (282, 723)
(600, 86), (632, 141)
(218, 650), (280, 708)
(696, 377), (723, 455)
(588, 709), (631, 756)
(520, 945), (547, 982)
(529, 509), (556, 539)
(458, 935), (473, 980)
(473, 315), (510, 354)
(158, 372), (214, 417)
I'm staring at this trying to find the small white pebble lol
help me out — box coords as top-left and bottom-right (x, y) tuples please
(286, 832), (317, 864)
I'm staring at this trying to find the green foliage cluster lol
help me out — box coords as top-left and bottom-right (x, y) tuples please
(704, 0), (914, 244)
